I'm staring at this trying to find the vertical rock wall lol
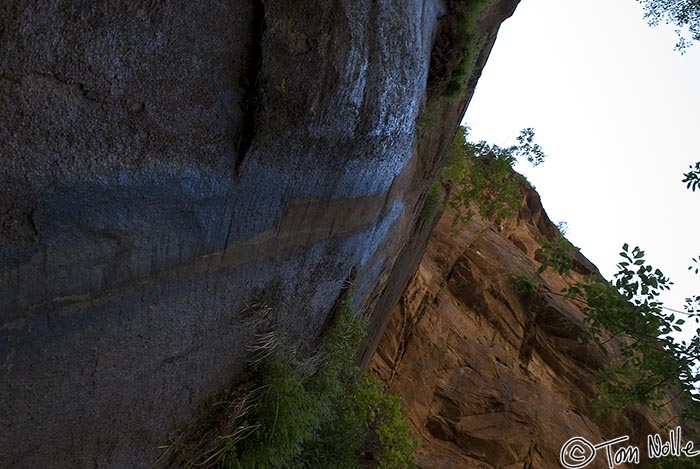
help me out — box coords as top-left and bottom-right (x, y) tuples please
(0, 0), (519, 466)
(371, 187), (677, 468)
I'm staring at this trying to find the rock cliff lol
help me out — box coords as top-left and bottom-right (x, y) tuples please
(371, 185), (678, 468)
(0, 0), (519, 467)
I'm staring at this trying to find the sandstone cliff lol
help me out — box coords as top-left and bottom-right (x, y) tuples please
(371, 185), (677, 468)
(0, 1), (520, 466)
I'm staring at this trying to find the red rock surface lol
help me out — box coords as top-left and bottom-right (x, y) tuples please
(371, 186), (676, 468)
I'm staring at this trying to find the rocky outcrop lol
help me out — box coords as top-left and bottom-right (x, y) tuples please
(0, 0), (519, 467)
(371, 186), (676, 468)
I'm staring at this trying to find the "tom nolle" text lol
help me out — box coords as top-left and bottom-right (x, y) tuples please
(559, 426), (699, 468)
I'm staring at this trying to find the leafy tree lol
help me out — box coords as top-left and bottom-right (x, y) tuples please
(690, 256), (700, 275)
(683, 161), (700, 192)
(637, 0), (700, 51)
(444, 126), (545, 227)
(535, 235), (580, 275)
(444, 124), (700, 424)
(506, 151), (700, 424)
(528, 238), (700, 424)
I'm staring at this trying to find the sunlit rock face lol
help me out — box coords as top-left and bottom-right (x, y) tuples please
(371, 186), (675, 468)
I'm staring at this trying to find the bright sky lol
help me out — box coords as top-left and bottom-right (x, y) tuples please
(464, 0), (700, 316)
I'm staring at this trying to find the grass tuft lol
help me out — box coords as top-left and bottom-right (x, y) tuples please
(216, 299), (417, 468)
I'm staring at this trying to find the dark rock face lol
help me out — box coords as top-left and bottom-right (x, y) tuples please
(0, 0), (518, 466)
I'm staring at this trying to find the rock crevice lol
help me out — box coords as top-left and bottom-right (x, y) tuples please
(371, 186), (675, 468)
(0, 0), (520, 466)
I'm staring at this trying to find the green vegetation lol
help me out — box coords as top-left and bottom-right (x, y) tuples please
(650, 454), (700, 468)
(418, 180), (444, 224)
(476, 134), (700, 425)
(215, 299), (416, 468)
(438, 0), (497, 98)
(683, 161), (700, 192)
(525, 236), (700, 423)
(637, 0), (700, 51)
(690, 256), (700, 275)
(535, 235), (580, 275)
(636, 160), (700, 466)
(511, 273), (538, 295)
(442, 125), (545, 228)
(418, 0), (496, 131)
(443, 122), (700, 426)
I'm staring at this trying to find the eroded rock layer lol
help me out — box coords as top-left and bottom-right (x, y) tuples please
(371, 186), (672, 468)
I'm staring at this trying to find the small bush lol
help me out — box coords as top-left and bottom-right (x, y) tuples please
(443, 126), (543, 229)
(649, 454), (700, 468)
(418, 180), (444, 224)
(534, 235), (579, 275)
(511, 273), (537, 295)
(427, 0), (497, 99)
(373, 388), (417, 469)
(216, 300), (417, 468)
(219, 361), (320, 468)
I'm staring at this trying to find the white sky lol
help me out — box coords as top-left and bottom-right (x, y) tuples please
(464, 0), (700, 315)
